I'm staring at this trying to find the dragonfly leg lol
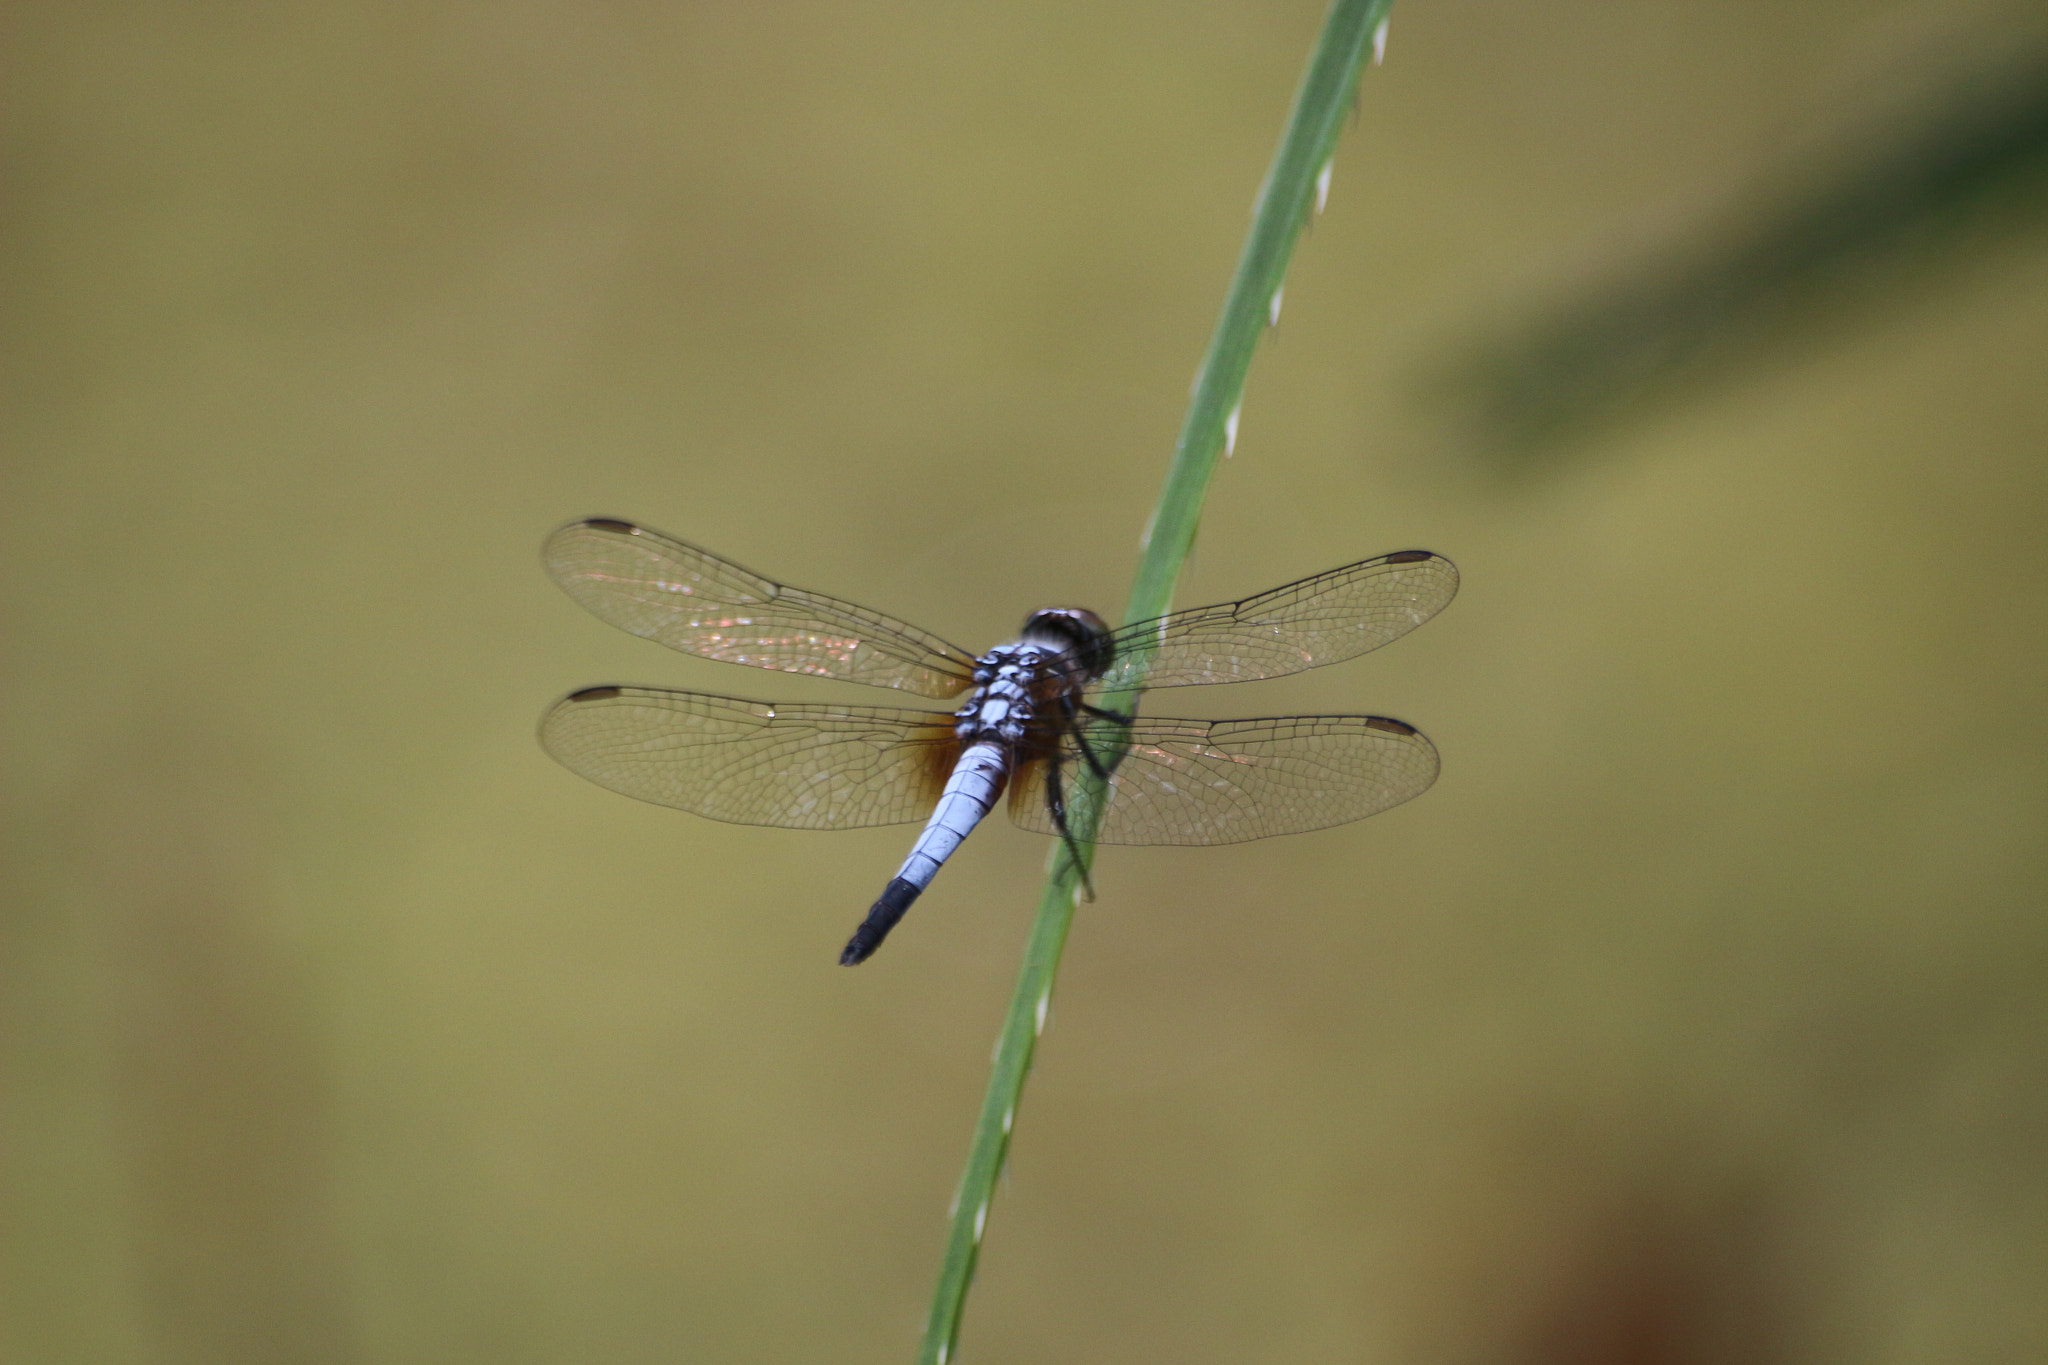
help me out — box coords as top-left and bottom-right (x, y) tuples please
(1062, 696), (1129, 783)
(1041, 757), (1097, 903)
(1074, 714), (1139, 785)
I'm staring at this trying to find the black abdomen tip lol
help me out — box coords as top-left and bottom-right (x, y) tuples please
(840, 878), (924, 965)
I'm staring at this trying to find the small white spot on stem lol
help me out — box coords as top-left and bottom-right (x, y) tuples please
(1315, 161), (1333, 215)
(937, 1343), (949, 1365)
(1002, 1107), (1014, 1134)
(1034, 990), (1050, 1035)
(973, 1201), (989, 1241)
(1372, 17), (1389, 64)
(1268, 286), (1284, 326)
(1224, 405), (1241, 457)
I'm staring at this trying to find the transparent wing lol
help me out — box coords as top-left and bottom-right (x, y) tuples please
(541, 686), (960, 830)
(1094, 551), (1458, 690)
(1008, 714), (1438, 846)
(545, 518), (979, 699)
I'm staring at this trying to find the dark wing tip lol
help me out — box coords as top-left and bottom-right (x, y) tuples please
(581, 518), (640, 535)
(1383, 550), (1438, 564)
(1364, 715), (1418, 736)
(565, 685), (625, 702)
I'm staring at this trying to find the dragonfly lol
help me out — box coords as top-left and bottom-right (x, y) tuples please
(540, 518), (1458, 965)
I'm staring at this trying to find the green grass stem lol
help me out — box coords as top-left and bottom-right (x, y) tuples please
(916, 3), (1394, 1360)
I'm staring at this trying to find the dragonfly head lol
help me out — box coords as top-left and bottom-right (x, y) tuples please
(1020, 607), (1115, 685)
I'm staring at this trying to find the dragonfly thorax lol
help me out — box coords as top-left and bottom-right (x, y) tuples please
(955, 647), (1055, 744)
(955, 608), (1113, 745)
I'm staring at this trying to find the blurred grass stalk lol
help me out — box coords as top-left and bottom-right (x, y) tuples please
(1442, 35), (2048, 459)
(916, 2), (1394, 1360)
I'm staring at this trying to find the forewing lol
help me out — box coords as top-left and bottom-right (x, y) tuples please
(1009, 714), (1438, 846)
(545, 518), (978, 699)
(1095, 551), (1457, 690)
(541, 687), (959, 830)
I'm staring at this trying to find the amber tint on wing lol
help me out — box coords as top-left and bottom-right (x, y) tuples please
(540, 688), (960, 830)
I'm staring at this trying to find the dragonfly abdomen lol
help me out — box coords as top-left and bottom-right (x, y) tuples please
(844, 651), (1050, 965)
(840, 739), (1011, 965)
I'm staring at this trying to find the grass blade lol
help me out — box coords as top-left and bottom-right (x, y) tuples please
(917, 3), (1394, 1360)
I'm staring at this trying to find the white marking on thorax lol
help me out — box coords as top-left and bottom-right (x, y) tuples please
(954, 644), (1056, 744)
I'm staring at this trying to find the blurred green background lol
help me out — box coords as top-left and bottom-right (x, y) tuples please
(6, 2), (2047, 1362)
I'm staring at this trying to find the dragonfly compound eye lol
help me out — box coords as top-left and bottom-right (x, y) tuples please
(1020, 607), (1115, 681)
